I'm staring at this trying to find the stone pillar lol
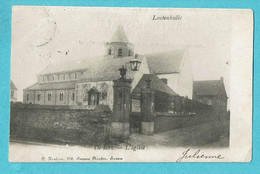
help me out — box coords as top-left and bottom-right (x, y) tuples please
(141, 81), (155, 135)
(111, 78), (132, 140)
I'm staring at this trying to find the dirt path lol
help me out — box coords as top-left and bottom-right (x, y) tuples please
(126, 120), (229, 148)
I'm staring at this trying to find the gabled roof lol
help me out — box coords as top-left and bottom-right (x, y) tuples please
(132, 74), (179, 96)
(39, 57), (98, 75)
(193, 79), (227, 97)
(25, 81), (77, 91)
(88, 87), (99, 93)
(40, 56), (144, 82)
(110, 25), (129, 43)
(10, 80), (17, 90)
(145, 49), (186, 74)
(77, 56), (144, 82)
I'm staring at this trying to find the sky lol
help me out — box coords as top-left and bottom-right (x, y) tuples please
(11, 6), (232, 102)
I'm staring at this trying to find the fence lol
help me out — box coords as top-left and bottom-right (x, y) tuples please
(154, 93), (212, 113)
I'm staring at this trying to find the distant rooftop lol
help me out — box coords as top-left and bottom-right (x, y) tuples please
(10, 80), (17, 90)
(193, 78), (227, 97)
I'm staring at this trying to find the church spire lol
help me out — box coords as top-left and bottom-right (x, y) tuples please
(105, 25), (134, 58)
(110, 25), (129, 43)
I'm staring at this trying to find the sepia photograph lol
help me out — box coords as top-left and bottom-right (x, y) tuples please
(9, 6), (253, 162)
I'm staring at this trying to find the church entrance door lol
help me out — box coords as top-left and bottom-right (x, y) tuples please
(88, 87), (100, 105)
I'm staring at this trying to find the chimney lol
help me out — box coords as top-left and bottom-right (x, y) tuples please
(161, 78), (168, 85)
(220, 77), (224, 81)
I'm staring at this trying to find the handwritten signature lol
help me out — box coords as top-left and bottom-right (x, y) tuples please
(176, 149), (224, 162)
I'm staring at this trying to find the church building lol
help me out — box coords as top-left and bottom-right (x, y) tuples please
(23, 25), (193, 109)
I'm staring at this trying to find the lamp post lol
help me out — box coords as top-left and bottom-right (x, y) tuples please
(118, 54), (141, 79)
(111, 54), (141, 140)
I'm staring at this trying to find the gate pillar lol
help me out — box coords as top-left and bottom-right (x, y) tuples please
(141, 79), (155, 135)
(111, 78), (132, 140)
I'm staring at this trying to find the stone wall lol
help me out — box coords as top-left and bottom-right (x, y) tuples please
(10, 103), (112, 145)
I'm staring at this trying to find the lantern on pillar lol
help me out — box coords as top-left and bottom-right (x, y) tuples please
(129, 55), (141, 71)
(119, 54), (142, 79)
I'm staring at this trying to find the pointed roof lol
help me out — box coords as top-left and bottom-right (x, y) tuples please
(110, 25), (129, 43)
(10, 80), (18, 90)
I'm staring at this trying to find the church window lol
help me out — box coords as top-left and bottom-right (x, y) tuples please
(75, 73), (77, 79)
(88, 87), (99, 105)
(26, 94), (29, 101)
(37, 93), (41, 101)
(48, 91), (52, 101)
(207, 99), (212, 105)
(128, 50), (131, 56)
(118, 48), (123, 57)
(59, 91), (64, 101)
(108, 49), (112, 55)
(100, 83), (108, 100)
(72, 91), (75, 101)
(63, 74), (66, 80)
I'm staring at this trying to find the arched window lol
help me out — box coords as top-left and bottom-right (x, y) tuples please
(207, 99), (212, 105)
(59, 91), (64, 101)
(108, 49), (112, 55)
(26, 94), (29, 101)
(48, 91), (52, 101)
(88, 87), (99, 105)
(118, 48), (123, 57)
(72, 91), (75, 101)
(37, 92), (41, 101)
(128, 50), (131, 56)
(100, 83), (108, 100)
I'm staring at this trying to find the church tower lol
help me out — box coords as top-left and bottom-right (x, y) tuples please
(105, 25), (134, 58)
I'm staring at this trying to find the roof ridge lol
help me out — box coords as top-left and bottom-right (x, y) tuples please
(194, 79), (222, 82)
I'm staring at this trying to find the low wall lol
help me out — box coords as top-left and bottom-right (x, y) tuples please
(10, 103), (112, 145)
(154, 110), (227, 133)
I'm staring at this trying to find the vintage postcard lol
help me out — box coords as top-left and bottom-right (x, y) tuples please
(9, 6), (253, 162)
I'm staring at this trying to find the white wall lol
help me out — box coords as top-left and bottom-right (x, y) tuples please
(131, 57), (150, 90)
(157, 50), (193, 99)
